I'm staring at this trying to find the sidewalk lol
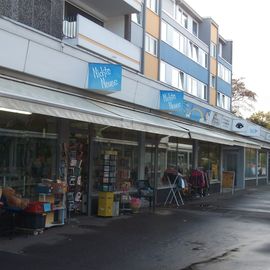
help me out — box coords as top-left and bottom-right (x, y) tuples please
(1, 184), (269, 254)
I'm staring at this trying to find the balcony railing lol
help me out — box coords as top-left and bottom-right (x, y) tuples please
(63, 17), (77, 39)
(63, 15), (141, 71)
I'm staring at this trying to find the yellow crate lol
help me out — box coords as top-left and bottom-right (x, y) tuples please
(98, 191), (113, 200)
(98, 192), (114, 217)
(98, 205), (113, 217)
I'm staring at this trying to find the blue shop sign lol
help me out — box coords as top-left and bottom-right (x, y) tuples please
(160, 91), (184, 111)
(88, 63), (122, 92)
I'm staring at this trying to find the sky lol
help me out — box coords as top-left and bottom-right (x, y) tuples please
(186, 0), (269, 117)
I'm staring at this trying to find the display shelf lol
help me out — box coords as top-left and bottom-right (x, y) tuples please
(97, 150), (118, 192)
(38, 192), (65, 228)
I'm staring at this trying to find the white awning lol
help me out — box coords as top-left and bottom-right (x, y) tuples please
(173, 122), (235, 146)
(0, 77), (266, 149)
(0, 77), (189, 139)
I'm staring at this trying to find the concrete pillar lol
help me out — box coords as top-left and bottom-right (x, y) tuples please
(138, 132), (146, 180)
(256, 149), (259, 186)
(192, 140), (199, 169)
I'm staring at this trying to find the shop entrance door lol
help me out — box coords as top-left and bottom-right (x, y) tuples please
(223, 150), (241, 188)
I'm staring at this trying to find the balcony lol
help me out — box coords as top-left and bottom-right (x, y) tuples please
(63, 15), (141, 71)
(70, 0), (142, 17)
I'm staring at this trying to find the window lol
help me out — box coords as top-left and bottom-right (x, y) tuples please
(193, 45), (199, 62)
(192, 20), (198, 36)
(160, 61), (207, 100)
(210, 42), (217, 58)
(210, 75), (216, 88)
(175, 7), (188, 29)
(163, 0), (174, 17)
(145, 34), (158, 56)
(188, 42), (199, 62)
(173, 30), (180, 51)
(179, 71), (184, 90)
(161, 21), (167, 41)
(258, 150), (267, 177)
(217, 92), (231, 110)
(161, 21), (207, 68)
(182, 12), (188, 29)
(245, 148), (257, 178)
(179, 34), (185, 53)
(172, 68), (179, 88)
(131, 13), (142, 25)
(198, 142), (220, 181)
(146, 0), (158, 13)
(218, 63), (231, 83)
(160, 61), (184, 90)
(219, 43), (223, 57)
(175, 6), (182, 24)
(199, 50), (208, 68)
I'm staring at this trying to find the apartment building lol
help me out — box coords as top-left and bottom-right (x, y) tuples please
(0, 0), (268, 216)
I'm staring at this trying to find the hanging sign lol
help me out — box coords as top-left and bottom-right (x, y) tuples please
(160, 91), (184, 111)
(88, 63), (122, 92)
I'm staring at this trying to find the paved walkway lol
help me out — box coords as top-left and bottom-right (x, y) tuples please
(1, 184), (270, 256)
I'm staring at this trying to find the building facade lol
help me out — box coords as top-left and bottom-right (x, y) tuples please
(0, 0), (269, 216)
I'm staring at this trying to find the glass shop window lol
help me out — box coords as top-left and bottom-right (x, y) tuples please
(198, 142), (220, 182)
(245, 148), (257, 178)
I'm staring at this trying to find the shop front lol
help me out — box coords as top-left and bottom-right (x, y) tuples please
(1, 76), (270, 232)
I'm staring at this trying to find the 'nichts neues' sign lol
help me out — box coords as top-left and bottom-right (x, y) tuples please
(88, 63), (122, 92)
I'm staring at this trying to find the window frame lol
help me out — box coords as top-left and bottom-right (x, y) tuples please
(146, 0), (159, 14)
(145, 33), (158, 56)
(217, 92), (231, 110)
(131, 12), (142, 25)
(192, 20), (198, 36)
(210, 75), (216, 88)
(210, 42), (217, 58)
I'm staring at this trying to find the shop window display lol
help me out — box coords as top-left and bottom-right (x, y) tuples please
(167, 149), (192, 177)
(245, 148), (257, 178)
(0, 113), (57, 199)
(65, 121), (89, 215)
(92, 140), (138, 192)
(198, 142), (220, 182)
(258, 150), (267, 177)
(144, 146), (166, 187)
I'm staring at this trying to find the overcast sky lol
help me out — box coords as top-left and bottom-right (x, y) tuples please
(186, 0), (269, 117)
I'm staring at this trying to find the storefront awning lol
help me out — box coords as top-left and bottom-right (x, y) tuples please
(173, 122), (235, 146)
(173, 122), (262, 148)
(0, 77), (266, 148)
(0, 77), (189, 139)
(231, 136), (261, 149)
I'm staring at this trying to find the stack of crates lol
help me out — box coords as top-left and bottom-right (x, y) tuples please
(98, 192), (114, 217)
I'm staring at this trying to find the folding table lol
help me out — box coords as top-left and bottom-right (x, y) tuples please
(164, 172), (184, 206)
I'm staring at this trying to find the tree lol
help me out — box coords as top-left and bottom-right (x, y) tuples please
(232, 77), (257, 117)
(248, 111), (270, 129)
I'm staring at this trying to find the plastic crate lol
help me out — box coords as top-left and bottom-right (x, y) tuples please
(24, 202), (52, 213)
(16, 212), (46, 229)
